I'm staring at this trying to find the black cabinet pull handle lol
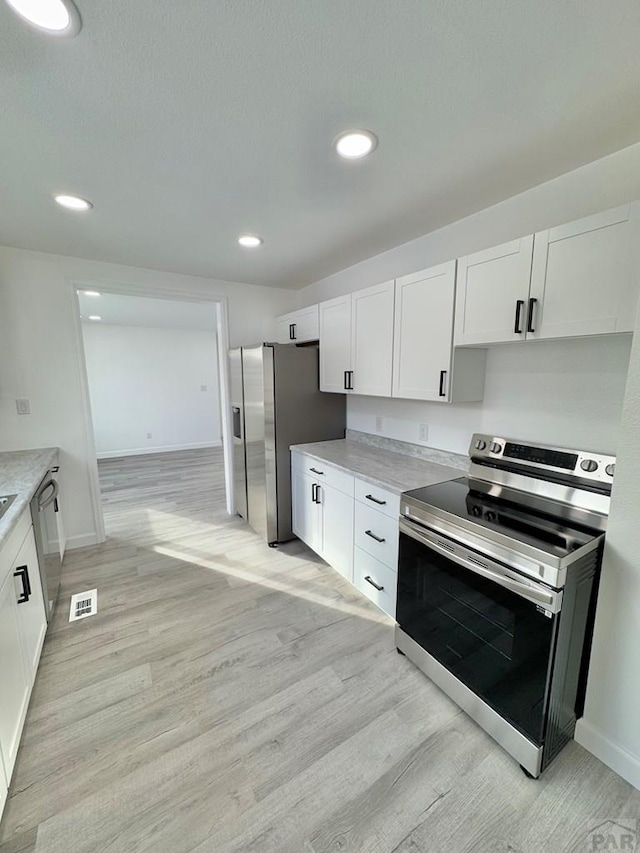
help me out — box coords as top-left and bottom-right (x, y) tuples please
(309, 467), (324, 476)
(514, 299), (525, 333)
(527, 298), (537, 333)
(365, 494), (386, 506)
(438, 370), (447, 398)
(311, 483), (317, 503)
(365, 530), (386, 543)
(14, 565), (31, 603)
(315, 485), (321, 504)
(347, 370), (354, 390)
(289, 323), (296, 340)
(364, 575), (384, 591)
(343, 370), (349, 390)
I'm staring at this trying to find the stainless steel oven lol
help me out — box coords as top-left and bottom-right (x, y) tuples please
(396, 435), (613, 777)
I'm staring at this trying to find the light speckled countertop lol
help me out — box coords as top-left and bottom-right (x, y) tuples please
(0, 448), (59, 548)
(290, 439), (466, 494)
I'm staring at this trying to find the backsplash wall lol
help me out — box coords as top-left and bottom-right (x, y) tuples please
(348, 335), (632, 455)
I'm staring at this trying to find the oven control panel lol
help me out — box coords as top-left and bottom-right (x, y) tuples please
(469, 434), (616, 484)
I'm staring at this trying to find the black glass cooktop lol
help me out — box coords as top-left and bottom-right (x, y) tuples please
(403, 478), (600, 559)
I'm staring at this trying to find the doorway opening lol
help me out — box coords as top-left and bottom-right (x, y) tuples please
(72, 285), (234, 545)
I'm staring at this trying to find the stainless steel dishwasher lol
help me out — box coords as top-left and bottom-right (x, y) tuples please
(30, 468), (65, 620)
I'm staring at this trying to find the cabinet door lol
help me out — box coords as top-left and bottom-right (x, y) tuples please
(319, 295), (352, 393)
(393, 261), (456, 401)
(454, 236), (534, 345)
(318, 483), (354, 582)
(0, 571), (30, 782)
(291, 305), (319, 342)
(13, 529), (47, 683)
(291, 468), (321, 553)
(275, 313), (295, 344)
(528, 204), (640, 340)
(351, 281), (395, 396)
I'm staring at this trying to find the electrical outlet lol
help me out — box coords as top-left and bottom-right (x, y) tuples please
(418, 423), (429, 442)
(146, 432), (152, 439)
(200, 384), (208, 392)
(375, 416), (383, 433)
(16, 398), (31, 415)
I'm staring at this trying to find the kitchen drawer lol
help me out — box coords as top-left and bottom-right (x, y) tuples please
(354, 502), (399, 570)
(354, 479), (400, 519)
(353, 547), (396, 618)
(291, 453), (354, 497)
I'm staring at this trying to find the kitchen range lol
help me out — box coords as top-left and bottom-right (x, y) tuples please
(396, 434), (614, 778)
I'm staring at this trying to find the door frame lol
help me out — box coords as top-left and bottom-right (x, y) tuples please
(69, 279), (234, 544)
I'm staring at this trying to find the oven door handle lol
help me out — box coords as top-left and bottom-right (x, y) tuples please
(399, 518), (562, 613)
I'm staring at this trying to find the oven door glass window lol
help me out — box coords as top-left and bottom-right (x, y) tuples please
(397, 531), (558, 745)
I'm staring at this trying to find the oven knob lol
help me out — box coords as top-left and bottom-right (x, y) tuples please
(605, 463), (615, 477)
(474, 439), (487, 451)
(485, 511), (497, 523)
(580, 459), (598, 473)
(489, 442), (503, 454)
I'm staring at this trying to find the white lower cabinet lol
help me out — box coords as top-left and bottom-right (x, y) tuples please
(292, 452), (399, 619)
(0, 512), (48, 818)
(0, 567), (30, 784)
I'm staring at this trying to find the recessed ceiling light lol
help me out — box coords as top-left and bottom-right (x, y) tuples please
(238, 235), (263, 248)
(334, 130), (378, 160)
(79, 290), (101, 297)
(54, 194), (92, 211)
(88, 315), (102, 321)
(4, 0), (81, 36)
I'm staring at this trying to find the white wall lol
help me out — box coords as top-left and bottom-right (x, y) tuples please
(298, 142), (640, 457)
(83, 324), (220, 458)
(575, 298), (640, 791)
(350, 336), (632, 455)
(0, 247), (296, 547)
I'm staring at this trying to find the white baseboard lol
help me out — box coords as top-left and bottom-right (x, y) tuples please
(65, 532), (100, 550)
(96, 441), (221, 460)
(575, 718), (640, 791)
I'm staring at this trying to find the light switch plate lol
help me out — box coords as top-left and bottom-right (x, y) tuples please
(16, 398), (31, 415)
(418, 423), (429, 442)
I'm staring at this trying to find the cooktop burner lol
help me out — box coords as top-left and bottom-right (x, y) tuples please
(403, 477), (600, 560)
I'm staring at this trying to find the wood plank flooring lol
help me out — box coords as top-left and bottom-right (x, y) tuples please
(1, 448), (638, 853)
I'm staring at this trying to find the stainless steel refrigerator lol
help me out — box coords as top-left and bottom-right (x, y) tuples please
(229, 343), (346, 544)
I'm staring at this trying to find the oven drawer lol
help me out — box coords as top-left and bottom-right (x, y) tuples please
(354, 502), (399, 570)
(291, 452), (354, 497)
(354, 547), (396, 618)
(354, 479), (400, 519)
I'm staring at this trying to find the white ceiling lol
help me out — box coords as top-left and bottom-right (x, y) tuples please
(1, 1), (639, 289)
(78, 292), (218, 330)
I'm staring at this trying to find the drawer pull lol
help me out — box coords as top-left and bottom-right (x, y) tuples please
(365, 530), (386, 544)
(364, 575), (384, 592)
(365, 494), (386, 506)
(309, 467), (325, 475)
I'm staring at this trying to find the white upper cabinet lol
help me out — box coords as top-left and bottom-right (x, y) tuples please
(393, 261), (486, 403)
(275, 305), (319, 344)
(528, 204), (640, 340)
(454, 236), (534, 345)
(350, 281), (395, 397)
(319, 294), (352, 393)
(393, 261), (454, 401)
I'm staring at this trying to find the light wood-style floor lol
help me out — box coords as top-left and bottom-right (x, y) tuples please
(1, 448), (638, 853)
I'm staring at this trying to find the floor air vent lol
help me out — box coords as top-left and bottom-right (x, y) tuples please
(69, 589), (98, 622)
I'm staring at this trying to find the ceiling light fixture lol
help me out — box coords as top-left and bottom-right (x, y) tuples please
(238, 235), (263, 248)
(4, 0), (82, 36)
(79, 289), (101, 297)
(334, 129), (378, 160)
(54, 194), (92, 211)
(88, 315), (102, 321)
